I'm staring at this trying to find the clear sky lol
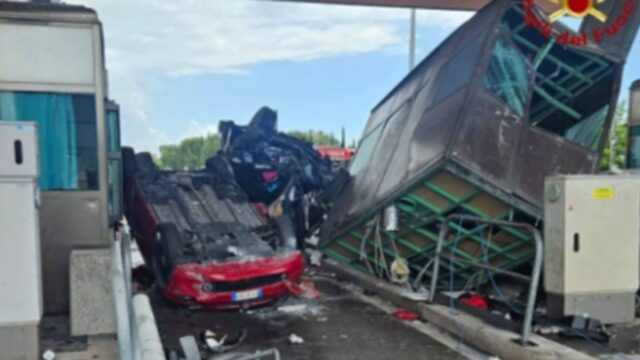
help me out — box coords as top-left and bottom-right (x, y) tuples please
(67, 0), (640, 154)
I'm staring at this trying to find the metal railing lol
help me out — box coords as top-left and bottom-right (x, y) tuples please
(427, 214), (544, 346)
(112, 225), (165, 360)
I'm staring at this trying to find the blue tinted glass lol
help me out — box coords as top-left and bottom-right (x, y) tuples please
(434, 36), (485, 103)
(629, 126), (640, 169)
(0, 92), (98, 190)
(484, 35), (530, 116)
(564, 106), (609, 150)
(349, 124), (384, 176)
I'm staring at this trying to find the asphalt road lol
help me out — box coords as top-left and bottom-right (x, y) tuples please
(150, 277), (467, 360)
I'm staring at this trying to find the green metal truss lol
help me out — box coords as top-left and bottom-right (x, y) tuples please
(323, 169), (537, 289)
(502, 5), (614, 126)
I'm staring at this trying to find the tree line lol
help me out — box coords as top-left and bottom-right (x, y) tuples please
(155, 103), (629, 171)
(156, 130), (345, 170)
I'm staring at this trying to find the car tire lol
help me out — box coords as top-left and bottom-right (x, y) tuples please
(122, 146), (138, 180)
(153, 223), (181, 289)
(136, 152), (157, 175)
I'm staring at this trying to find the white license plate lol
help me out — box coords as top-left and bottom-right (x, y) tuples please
(232, 289), (263, 302)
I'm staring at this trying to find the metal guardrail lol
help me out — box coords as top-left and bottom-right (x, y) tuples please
(427, 214), (543, 346)
(112, 225), (165, 360)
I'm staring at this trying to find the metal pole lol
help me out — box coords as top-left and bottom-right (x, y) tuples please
(522, 228), (544, 345)
(111, 236), (134, 360)
(133, 294), (165, 360)
(428, 221), (448, 303)
(409, 8), (416, 70)
(427, 214), (544, 346)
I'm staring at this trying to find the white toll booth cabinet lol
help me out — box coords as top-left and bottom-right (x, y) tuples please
(0, 122), (43, 359)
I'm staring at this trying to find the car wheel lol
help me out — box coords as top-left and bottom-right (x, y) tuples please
(153, 223), (180, 289)
(121, 146), (138, 180)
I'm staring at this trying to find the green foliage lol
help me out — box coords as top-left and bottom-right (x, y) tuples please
(156, 129), (342, 170)
(600, 102), (628, 170)
(157, 133), (220, 170)
(286, 130), (340, 146)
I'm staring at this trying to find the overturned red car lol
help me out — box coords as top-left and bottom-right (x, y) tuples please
(121, 107), (347, 310)
(122, 150), (305, 310)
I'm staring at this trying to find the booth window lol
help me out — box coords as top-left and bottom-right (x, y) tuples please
(433, 32), (485, 104)
(0, 91), (99, 190)
(483, 35), (530, 116)
(349, 124), (384, 176)
(564, 106), (609, 150)
(106, 101), (123, 223)
(628, 126), (640, 169)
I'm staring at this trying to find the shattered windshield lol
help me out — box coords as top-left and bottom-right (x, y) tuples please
(483, 34), (530, 117)
(564, 106), (609, 150)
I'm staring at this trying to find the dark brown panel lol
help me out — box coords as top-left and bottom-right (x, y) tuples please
(514, 127), (596, 207)
(452, 90), (524, 192)
(270, 0), (557, 12)
(580, 0), (640, 60)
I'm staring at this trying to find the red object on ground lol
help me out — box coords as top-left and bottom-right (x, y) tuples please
(459, 295), (488, 310)
(286, 278), (321, 300)
(164, 251), (305, 310)
(394, 308), (420, 321)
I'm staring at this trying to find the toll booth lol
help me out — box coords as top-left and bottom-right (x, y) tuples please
(0, 2), (121, 314)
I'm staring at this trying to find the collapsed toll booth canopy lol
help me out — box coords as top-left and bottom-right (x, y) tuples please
(321, 0), (634, 288)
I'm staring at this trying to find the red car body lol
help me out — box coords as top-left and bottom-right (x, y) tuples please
(165, 252), (304, 310)
(124, 161), (304, 310)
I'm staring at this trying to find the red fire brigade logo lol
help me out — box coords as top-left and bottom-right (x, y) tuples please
(548, 0), (608, 22)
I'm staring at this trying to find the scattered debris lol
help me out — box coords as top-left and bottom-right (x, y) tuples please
(458, 294), (488, 310)
(202, 330), (227, 351)
(277, 304), (308, 314)
(179, 336), (202, 360)
(399, 288), (429, 301)
(42, 350), (55, 360)
(394, 308), (420, 321)
(210, 348), (282, 360)
(389, 257), (410, 284)
(289, 334), (304, 344)
(306, 235), (320, 247)
(309, 249), (324, 267)
(286, 279), (321, 300)
(201, 330), (247, 354)
(534, 325), (562, 335)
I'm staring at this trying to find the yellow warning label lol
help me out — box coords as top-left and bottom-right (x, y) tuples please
(593, 187), (614, 200)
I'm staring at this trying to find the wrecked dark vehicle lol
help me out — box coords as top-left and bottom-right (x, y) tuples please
(123, 107), (347, 309)
(212, 106), (350, 242)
